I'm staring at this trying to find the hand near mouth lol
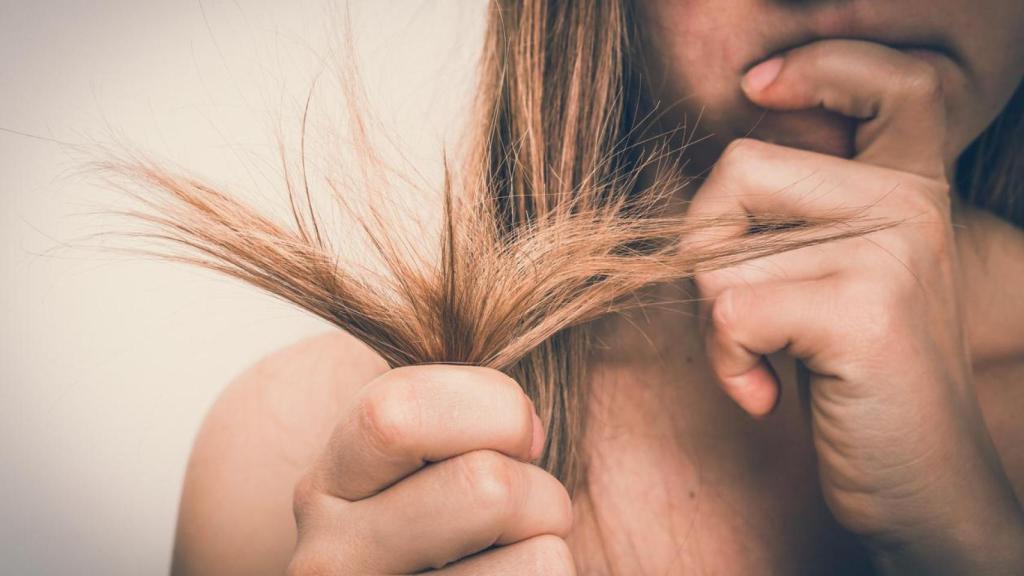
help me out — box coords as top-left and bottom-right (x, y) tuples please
(740, 38), (954, 180)
(686, 38), (1024, 575)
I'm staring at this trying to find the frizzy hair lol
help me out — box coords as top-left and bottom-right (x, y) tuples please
(97, 0), (1019, 501)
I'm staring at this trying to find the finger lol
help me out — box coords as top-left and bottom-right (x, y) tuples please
(315, 364), (544, 501)
(695, 240), (843, 298)
(428, 534), (577, 575)
(704, 279), (835, 417)
(683, 137), (895, 247)
(341, 450), (573, 574)
(741, 38), (951, 181)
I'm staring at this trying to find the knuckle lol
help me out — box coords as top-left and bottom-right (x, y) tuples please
(695, 267), (739, 298)
(899, 61), (944, 103)
(357, 378), (422, 457)
(693, 269), (718, 296)
(711, 138), (773, 194)
(526, 535), (577, 575)
(691, 138), (777, 228)
(453, 450), (518, 519)
(709, 288), (742, 337)
(718, 137), (769, 170)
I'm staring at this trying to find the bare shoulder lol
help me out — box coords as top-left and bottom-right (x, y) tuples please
(171, 330), (389, 576)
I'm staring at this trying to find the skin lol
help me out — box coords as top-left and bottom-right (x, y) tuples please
(688, 41), (1022, 571)
(636, 0), (1024, 177)
(171, 1), (1024, 575)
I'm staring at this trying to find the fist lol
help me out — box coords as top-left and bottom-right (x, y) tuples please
(287, 364), (575, 575)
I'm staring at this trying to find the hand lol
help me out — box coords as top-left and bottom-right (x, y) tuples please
(287, 364), (575, 575)
(687, 39), (1024, 574)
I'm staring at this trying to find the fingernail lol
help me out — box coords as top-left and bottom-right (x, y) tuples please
(529, 411), (545, 461)
(742, 56), (784, 93)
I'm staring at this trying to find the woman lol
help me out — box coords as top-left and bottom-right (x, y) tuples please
(165, 0), (1024, 574)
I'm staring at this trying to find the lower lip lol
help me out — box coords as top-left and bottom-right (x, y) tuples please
(897, 45), (956, 66)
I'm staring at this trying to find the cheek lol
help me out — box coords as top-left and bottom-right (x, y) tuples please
(641, 1), (766, 163)
(643, 1), (750, 120)
(640, 0), (857, 163)
(946, 0), (1024, 154)
(638, 0), (1022, 167)
(650, 46), (859, 166)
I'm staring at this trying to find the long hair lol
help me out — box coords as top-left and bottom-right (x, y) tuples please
(956, 79), (1024, 226)
(98, 0), (1019, 502)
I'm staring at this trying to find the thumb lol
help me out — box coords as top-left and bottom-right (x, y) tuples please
(740, 38), (953, 182)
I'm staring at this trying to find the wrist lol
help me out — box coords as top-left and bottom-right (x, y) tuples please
(864, 486), (1024, 575)
(860, 410), (1024, 575)
(868, 508), (1024, 569)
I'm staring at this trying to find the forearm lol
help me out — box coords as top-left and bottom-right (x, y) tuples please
(864, 430), (1024, 576)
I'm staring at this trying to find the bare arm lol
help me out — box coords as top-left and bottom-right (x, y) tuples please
(170, 331), (389, 576)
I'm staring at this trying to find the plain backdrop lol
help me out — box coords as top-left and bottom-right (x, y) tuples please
(0, 1), (485, 573)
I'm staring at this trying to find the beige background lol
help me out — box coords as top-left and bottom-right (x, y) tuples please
(0, 1), (484, 573)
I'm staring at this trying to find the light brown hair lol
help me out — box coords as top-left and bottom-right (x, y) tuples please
(99, 0), (1020, 500)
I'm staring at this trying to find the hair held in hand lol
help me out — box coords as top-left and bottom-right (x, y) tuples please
(95, 1), (1021, 496)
